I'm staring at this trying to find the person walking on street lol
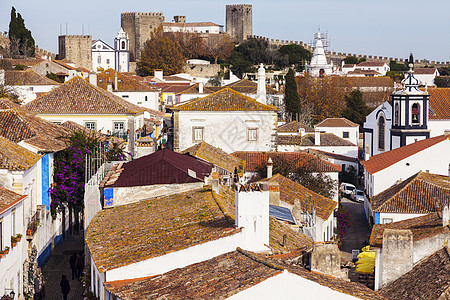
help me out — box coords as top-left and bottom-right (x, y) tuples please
(60, 275), (70, 300)
(75, 251), (84, 280)
(69, 252), (77, 280)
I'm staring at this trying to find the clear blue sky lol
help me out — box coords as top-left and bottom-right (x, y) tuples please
(1, 0), (449, 62)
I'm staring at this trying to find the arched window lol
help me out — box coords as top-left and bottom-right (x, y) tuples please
(378, 116), (385, 150)
(97, 55), (101, 64)
(319, 68), (325, 77)
(394, 103), (399, 126)
(412, 103), (420, 124)
(121, 41), (125, 50)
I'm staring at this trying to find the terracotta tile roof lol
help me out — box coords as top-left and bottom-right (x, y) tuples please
(379, 247), (450, 299)
(173, 88), (278, 111)
(232, 151), (341, 173)
(306, 149), (359, 163)
(371, 172), (450, 214)
(277, 133), (356, 146)
(0, 107), (70, 152)
(268, 216), (313, 253)
(52, 60), (76, 70)
(23, 77), (145, 115)
(101, 149), (213, 188)
(347, 77), (394, 88)
(315, 118), (359, 128)
(86, 187), (240, 272)
(224, 79), (282, 95)
(347, 69), (381, 76)
(357, 61), (387, 67)
(163, 75), (189, 82)
(163, 21), (221, 27)
(4, 70), (60, 86)
(0, 98), (23, 110)
(428, 88), (450, 120)
(369, 213), (449, 248)
(277, 121), (314, 133)
(0, 136), (41, 170)
(363, 135), (450, 174)
(342, 64), (355, 68)
(181, 141), (245, 174)
(161, 84), (192, 93)
(178, 83), (214, 94)
(414, 68), (437, 75)
(104, 248), (384, 300)
(104, 250), (282, 299)
(0, 186), (25, 214)
(4, 58), (44, 67)
(262, 174), (337, 220)
(97, 69), (155, 92)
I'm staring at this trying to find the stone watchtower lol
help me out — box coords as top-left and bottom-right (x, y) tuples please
(58, 35), (92, 70)
(226, 4), (252, 43)
(121, 12), (165, 62)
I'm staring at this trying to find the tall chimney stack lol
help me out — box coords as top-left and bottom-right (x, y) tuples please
(315, 128), (321, 146)
(267, 157), (273, 178)
(256, 63), (266, 104)
(89, 72), (97, 86)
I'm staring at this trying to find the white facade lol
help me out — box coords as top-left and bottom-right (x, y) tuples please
(115, 91), (160, 111)
(10, 84), (59, 104)
(175, 111), (277, 153)
(315, 124), (359, 146)
(414, 69), (440, 87)
(355, 62), (390, 76)
(92, 40), (115, 72)
(114, 28), (129, 73)
(364, 137), (450, 198)
(363, 102), (392, 159)
(163, 23), (223, 34)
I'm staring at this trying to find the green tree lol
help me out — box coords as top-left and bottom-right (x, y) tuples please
(435, 77), (450, 87)
(342, 89), (370, 127)
(284, 68), (301, 117)
(138, 26), (185, 76)
(228, 51), (254, 78)
(344, 56), (366, 65)
(8, 7), (35, 57)
(277, 44), (311, 71)
(389, 60), (408, 72)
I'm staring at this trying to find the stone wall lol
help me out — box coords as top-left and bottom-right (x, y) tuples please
(0, 32), (10, 53)
(381, 229), (413, 287)
(226, 4), (252, 43)
(58, 35), (92, 70)
(183, 63), (220, 78)
(311, 242), (344, 278)
(121, 12), (165, 62)
(250, 35), (450, 67)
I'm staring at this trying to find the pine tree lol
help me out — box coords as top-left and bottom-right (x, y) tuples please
(284, 68), (301, 118)
(342, 89), (370, 126)
(8, 7), (35, 58)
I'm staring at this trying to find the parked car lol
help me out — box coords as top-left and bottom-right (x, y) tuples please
(340, 183), (356, 198)
(351, 189), (366, 203)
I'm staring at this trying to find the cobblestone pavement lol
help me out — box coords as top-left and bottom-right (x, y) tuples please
(339, 197), (371, 261)
(41, 232), (85, 300)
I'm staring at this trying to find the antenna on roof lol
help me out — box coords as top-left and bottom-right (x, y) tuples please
(82, 24), (84, 35)
(60, 23), (62, 35)
(65, 22), (68, 35)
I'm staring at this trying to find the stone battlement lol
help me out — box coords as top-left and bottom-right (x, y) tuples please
(0, 32), (8, 38)
(249, 35), (450, 66)
(121, 12), (163, 17)
(59, 35), (92, 39)
(35, 46), (56, 60)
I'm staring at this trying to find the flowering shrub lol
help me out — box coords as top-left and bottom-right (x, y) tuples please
(23, 246), (38, 299)
(335, 206), (352, 248)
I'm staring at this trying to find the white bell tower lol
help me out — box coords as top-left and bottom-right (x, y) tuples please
(114, 28), (129, 72)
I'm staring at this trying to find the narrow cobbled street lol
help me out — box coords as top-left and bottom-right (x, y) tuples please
(41, 232), (85, 300)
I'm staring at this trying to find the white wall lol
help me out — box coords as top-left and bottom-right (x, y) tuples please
(177, 111), (277, 153)
(415, 73), (437, 87)
(429, 120), (450, 137)
(278, 145), (359, 159)
(370, 139), (450, 197)
(227, 270), (360, 300)
(315, 126), (359, 146)
(114, 91), (160, 111)
(363, 102), (392, 159)
(378, 212), (427, 224)
(12, 84), (58, 104)
(164, 24), (222, 34)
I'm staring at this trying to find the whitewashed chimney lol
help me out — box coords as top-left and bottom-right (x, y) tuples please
(267, 157), (273, 178)
(154, 69), (163, 81)
(443, 205), (449, 227)
(256, 63), (266, 104)
(235, 183), (270, 252)
(89, 72), (97, 86)
(299, 128), (305, 137)
(199, 82), (204, 94)
(315, 128), (321, 146)
(107, 79), (113, 93)
(0, 69), (4, 85)
(114, 72), (118, 90)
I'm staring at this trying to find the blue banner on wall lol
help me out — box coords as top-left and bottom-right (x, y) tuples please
(42, 154), (50, 210)
(104, 188), (114, 207)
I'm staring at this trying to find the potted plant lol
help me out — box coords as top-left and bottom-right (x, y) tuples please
(0, 250), (4, 258)
(11, 236), (18, 247)
(16, 233), (22, 242)
(4, 246), (10, 254)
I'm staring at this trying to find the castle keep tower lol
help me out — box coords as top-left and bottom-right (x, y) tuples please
(226, 4), (252, 43)
(121, 12), (165, 62)
(58, 35), (92, 70)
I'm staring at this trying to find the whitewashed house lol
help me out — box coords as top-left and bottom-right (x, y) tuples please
(315, 118), (360, 146)
(363, 134), (450, 198)
(355, 61), (390, 76)
(1, 69), (59, 103)
(92, 28), (130, 73)
(172, 87), (278, 153)
(163, 18), (224, 34)
(23, 77), (147, 157)
(413, 67), (439, 87)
